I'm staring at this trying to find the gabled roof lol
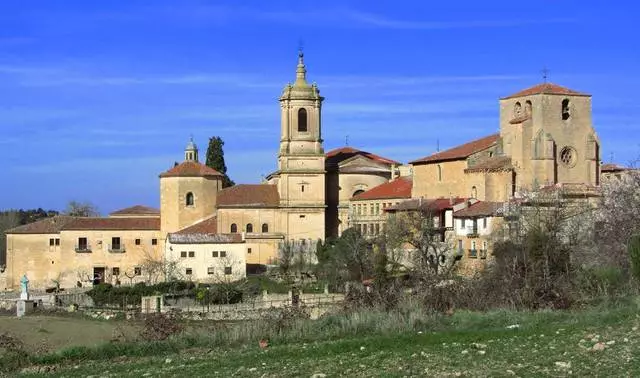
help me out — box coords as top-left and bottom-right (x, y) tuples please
(386, 197), (467, 212)
(326, 146), (400, 166)
(5, 216), (77, 234)
(168, 216), (244, 244)
(64, 217), (160, 231)
(454, 201), (504, 217)
(465, 156), (513, 173)
(409, 134), (499, 165)
(159, 161), (223, 178)
(6, 216), (160, 233)
(501, 83), (590, 100)
(601, 163), (629, 172)
(173, 216), (217, 235)
(352, 177), (412, 201)
(217, 184), (280, 208)
(109, 205), (160, 217)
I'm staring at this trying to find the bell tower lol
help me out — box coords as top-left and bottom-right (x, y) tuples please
(276, 50), (326, 240)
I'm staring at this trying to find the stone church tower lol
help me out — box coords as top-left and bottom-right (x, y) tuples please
(159, 138), (223, 236)
(499, 83), (600, 191)
(276, 51), (326, 240)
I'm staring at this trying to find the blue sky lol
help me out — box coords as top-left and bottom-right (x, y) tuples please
(1, 1), (638, 214)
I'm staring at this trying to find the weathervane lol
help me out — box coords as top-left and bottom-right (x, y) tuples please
(345, 135), (349, 146)
(541, 66), (550, 83)
(298, 39), (304, 54)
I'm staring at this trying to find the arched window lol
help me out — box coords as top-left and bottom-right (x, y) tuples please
(262, 223), (269, 233)
(230, 223), (238, 233)
(185, 192), (194, 206)
(353, 189), (365, 198)
(437, 165), (442, 182)
(514, 101), (522, 117)
(246, 223), (253, 233)
(525, 100), (533, 117)
(471, 186), (477, 199)
(561, 99), (570, 120)
(297, 108), (307, 132)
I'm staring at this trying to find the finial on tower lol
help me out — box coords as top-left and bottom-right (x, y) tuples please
(295, 41), (307, 85)
(541, 66), (550, 84)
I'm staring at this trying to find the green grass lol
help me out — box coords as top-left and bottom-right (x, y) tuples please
(10, 298), (640, 376)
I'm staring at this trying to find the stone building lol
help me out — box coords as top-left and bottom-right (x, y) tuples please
(410, 83), (601, 203)
(349, 176), (413, 237)
(3, 207), (162, 290)
(2, 57), (615, 290)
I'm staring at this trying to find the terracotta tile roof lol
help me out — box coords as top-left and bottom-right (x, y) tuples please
(168, 216), (243, 244)
(501, 83), (590, 100)
(168, 233), (243, 244)
(386, 197), (467, 212)
(409, 134), (499, 164)
(465, 156), (513, 173)
(63, 217), (160, 231)
(601, 163), (629, 172)
(109, 205), (160, 216)
(326, 146), (401, 166)
(352, 177), (412, 201)
(159, 161), (223, 178)
(173, 216), (217, 235)
(454, 201), (504, 217)
(217, 184), (280, 208)
(5, 216), (77, 234)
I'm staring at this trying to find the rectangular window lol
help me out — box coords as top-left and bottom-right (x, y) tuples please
(375, 203), (380, 215)
(77, 237), (89, 252)
(135, 238), (141, 245)
(151, 238), (158, 245)
(247, 248), (252, 254)
(186, 268), (193, 275)
(112, 267), (120, 276)
(207, 267), (215, 275)
(460, 219), (465, 229)
(483, 218), (487, 228)
(188, 251), (195, 258)
(49, 238), (54, 246)
(55, 238), (60, 246)
(370, 204), (374, 215)
(134, 267), (141, 276)
(224, 266), (232, 275)
(220, 251), (227, 258)
(111, 237), (121, 251)
(375, 223), (380, 235)
(212, 251), (219, 258)
(181, 251), (187, 258)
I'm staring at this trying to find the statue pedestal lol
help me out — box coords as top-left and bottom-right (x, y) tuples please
(16, 300), (34, 318)
(20, 292), (30, 300)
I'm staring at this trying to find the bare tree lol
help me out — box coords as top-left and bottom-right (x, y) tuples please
(63, 201), (100, 217)
(140, 249), (181, 284)
(384, 208), (456, 280)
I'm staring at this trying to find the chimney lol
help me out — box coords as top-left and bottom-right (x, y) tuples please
(390, 164), (398, 181)
(449, 193), (454, 206)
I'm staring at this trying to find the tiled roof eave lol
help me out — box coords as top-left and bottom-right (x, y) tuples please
(501, 92), (591, 100)
(464, 167), (514, 173)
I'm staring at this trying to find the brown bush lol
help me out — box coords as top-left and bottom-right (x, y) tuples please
(139, 313), (184, 341)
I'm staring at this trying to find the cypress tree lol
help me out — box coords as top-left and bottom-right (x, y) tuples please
(205, 136), (235, 188)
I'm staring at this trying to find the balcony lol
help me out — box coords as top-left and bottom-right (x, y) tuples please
(74, 244), (92, 253)
(479, 249), (487, 259)
(108, 244), (126, 253)
(468, 249), (478, 258)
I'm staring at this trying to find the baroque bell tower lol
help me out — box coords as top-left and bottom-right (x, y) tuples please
(276, 50), (326, 240)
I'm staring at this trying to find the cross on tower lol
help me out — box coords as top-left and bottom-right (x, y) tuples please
(298, 39), (304, 54)
(541, 67), (550, 83)
(345, 135), (349, 146)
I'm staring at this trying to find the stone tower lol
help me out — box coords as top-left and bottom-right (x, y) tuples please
(499, 83), (600, 191)
(160, 138), (223, 236)
(277, 51), (326, 240)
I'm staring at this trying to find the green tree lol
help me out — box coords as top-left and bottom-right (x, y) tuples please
(205, 136), (235, 188)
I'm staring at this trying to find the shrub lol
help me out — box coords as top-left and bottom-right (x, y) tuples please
(628, 234), (640, 282)
(139, 313), (184, 341)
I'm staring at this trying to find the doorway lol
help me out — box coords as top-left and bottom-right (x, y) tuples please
(93, 267), (105, 285)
